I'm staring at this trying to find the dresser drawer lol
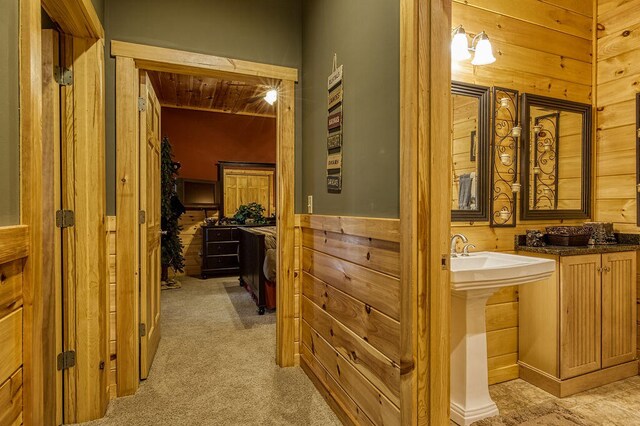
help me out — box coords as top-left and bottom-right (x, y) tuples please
(205, 254), (238, 270)
(205, 228), (237, 242)
(206, 241), (238, 255)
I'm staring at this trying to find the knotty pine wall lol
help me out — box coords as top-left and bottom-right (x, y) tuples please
(107, 217), (117, 399)
(451, 0), (594, 384)
(595, 0), (640, 360)
(299, 215), (400, 425)
(0, 226), (28, 425)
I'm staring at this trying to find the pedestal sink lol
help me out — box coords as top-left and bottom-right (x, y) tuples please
(450, 252), (555, 426)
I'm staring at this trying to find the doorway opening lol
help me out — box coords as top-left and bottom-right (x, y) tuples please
(113, 41), (298, 397)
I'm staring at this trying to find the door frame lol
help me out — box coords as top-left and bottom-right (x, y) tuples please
(113, 40), (298, 396)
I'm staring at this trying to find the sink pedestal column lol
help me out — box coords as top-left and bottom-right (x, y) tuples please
(450, 288), (499, 426)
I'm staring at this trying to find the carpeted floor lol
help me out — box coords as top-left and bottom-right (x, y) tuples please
(81, 277), (340, 426)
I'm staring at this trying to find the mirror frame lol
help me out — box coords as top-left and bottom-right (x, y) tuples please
(520, 93), (592, 220)
(451, 81), (491, 222)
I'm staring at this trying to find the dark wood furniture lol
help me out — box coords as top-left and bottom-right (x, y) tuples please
(238, 227), (271, 315)
(200, 224), (241, 278)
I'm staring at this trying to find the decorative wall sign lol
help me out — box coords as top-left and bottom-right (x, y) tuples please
(490, 87), (519, 228)
(327, 55), (343, 192)
(327, 132), (342, 150)
(328, 86), (343, 111)
(328, 64), (343, 90)
(327, 175), (342, 191)
(327, 152), (342, 170)
(328, 109), (343, 131)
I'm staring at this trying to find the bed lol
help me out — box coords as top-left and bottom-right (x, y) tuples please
(238, 226), (277, 314)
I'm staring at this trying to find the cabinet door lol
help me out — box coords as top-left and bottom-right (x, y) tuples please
(560, 254), (601, 379)
(602, 252), (637, 368)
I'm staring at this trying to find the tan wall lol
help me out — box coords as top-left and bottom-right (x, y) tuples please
(595, 0), (640, 360)
(299, 215), (400, 425)
(0, 226), (28, 424)
(451, 0), (594, 384)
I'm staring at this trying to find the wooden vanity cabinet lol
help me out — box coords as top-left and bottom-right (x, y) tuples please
(519, 251), (637, 397)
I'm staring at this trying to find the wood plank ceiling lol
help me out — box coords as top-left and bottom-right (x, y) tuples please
(147, 71), (277, 117)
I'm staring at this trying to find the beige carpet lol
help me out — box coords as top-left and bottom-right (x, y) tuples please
(81, 277), (340, 426)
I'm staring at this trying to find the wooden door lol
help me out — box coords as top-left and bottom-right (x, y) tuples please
(139, 72), (162, 379)
(559, 254), (601, 379)
(601, 252), (637, 368)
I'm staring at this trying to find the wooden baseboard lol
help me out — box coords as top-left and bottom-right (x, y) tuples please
(300, 357), (355, 426)
(519, 360), (639, 397)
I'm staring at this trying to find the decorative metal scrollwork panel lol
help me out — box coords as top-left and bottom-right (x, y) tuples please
(490, 87), (519, 227)
(531, 112), (559, 210)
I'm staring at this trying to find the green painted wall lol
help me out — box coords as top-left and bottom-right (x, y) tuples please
(301, 0), (400, 218)
(0, 0), (19, 225)
(104, 0), (302, 215)
(91, 0), (104, 24)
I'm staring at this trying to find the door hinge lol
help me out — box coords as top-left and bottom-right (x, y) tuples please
(56, 210), (75, 228)
(54, 66), (73, 86)
(139, 323), (147, 337)
(57, 351), (76, 370)
(138, 97), (147, 112)
(139, 210), (146, 224)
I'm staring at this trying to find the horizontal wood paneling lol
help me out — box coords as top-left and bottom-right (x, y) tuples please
(596, 0), (640, 367)
(300, 216), (400, 425)
(0, 261), (23, 320)
(453, 0), (594, 384)
(0, 226), (29, 265)
(107, 216), (117, 399)
(0, 368), (22, 426)
(0, 309), (23, 386)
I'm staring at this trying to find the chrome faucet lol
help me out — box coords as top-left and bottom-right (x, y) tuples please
(450, 233), (468, 257)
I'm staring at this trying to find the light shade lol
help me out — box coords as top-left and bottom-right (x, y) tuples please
(451, 28), (471, 61)
(264, 89), (278, 105)
(471, 33), (496, 65)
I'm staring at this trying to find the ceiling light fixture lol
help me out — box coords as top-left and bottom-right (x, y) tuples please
(451, 25), (496, 66)
(264, 89), (278, 105)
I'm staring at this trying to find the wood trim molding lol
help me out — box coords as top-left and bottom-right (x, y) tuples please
(115, 56), (140, 397)
(111, 40), (299, 83)
(400, 0), (452, 424)
(298, 215), (400, 243)
(114, 43), (299, 395)
(41, 0), (104, 39)
(160, 102), (277, 119)
(20, 0), (44, 424)
(0, 226), (29, 265)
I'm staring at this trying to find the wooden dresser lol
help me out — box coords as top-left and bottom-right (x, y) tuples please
(518, 248), (639, 397)
(201, 225), (241, 278)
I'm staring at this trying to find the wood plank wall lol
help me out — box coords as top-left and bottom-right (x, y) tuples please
(294, 217), (301, 366)
(0, 225), (28, 425)
(299, 215), (400, 426)
(595, 0), (640, 361)
(107, 217), (117, 399)
(177, 210), (206, 277)
(451, 0), (594, 384)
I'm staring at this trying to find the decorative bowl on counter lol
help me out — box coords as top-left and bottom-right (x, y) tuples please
(545, 226), (593, 246)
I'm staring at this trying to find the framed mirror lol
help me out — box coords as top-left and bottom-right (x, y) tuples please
(520, 94), (592, 220)
(451, 81), (491, 222)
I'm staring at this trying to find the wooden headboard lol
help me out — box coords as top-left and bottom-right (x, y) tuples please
(218, 161), (276, 218)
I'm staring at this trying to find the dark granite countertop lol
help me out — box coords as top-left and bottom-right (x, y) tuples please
(516, 244), (640, 256)
(515, 233), (640, 256)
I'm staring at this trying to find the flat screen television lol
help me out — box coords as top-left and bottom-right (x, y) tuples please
(176, 178), (219, 209)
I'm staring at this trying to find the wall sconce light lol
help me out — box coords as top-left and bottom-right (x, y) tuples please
(533, 124), (542, 135)
(543, 141), (552, 151)
(512, 182), (521, 193)
(451, 26), (496, 66)
(512, 125), (522, 138)
(264, 89), (278, 105)
(499, 208), (511, 220)
(500, 97), (509, 108)
(500, 153), (511, 165)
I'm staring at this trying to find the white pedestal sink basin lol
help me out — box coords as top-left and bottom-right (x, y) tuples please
(450, 252), (555, 426)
